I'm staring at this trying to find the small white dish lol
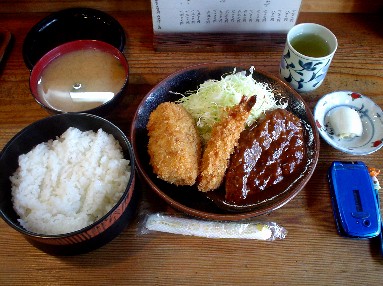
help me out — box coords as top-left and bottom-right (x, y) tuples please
(314, 91), (383, 155)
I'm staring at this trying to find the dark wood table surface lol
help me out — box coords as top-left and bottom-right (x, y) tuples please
(0, 10), (382, 285)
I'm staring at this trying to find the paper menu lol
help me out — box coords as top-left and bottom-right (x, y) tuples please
(151, 0), (302, 33)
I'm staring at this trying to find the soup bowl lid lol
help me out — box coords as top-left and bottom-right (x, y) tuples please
(23, 7), (126, 70)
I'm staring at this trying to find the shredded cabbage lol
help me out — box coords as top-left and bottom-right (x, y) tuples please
(175, 67), (287, 142)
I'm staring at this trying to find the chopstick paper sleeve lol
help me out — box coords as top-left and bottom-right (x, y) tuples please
(142, 213), (287, 241)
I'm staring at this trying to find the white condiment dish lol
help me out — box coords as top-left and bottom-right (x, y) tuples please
(314, 91), (383, 155)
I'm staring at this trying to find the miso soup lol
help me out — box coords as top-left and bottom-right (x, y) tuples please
(37, 49), (126, 112)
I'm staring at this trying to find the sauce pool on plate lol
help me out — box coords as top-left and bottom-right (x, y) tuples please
(225, 108), (306, 205)
(37, 49), (126, 112)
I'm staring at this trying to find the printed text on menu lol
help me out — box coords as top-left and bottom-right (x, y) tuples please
(151, 0), (302, 33)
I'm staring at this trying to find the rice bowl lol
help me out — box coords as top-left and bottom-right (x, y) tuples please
(0, 113), (136, 255)
(11, 127), (131, 235)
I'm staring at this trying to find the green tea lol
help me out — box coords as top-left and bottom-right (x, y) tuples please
(290, 33), (331, 58)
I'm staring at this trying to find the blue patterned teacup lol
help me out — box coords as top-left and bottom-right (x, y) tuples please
(280, 23), (337, 93)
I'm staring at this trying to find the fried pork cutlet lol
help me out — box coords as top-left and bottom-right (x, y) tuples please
(147, 102), (201, 186)
(198, 96), (256, 192)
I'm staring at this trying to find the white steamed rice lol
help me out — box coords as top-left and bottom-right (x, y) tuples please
(10, 127), (131, 235)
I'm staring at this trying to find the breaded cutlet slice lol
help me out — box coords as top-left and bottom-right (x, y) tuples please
(147, 102), (201, 186)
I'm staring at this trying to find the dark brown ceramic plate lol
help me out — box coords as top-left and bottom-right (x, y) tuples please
(131, 64), (319, 220)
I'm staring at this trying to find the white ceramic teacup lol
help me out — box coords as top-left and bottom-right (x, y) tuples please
(279, 23), (338, 93)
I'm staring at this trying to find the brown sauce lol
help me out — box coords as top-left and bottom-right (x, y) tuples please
(225, 108), (306, 205)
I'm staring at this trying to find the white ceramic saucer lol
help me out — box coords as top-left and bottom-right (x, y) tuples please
(314, 91), (383, 155)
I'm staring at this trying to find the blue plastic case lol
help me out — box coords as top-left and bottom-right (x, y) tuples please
(328, 161), (381, 239)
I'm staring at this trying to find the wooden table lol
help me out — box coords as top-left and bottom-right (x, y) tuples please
(1, 10), (382, 285)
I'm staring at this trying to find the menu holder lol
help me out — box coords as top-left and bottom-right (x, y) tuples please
(151, 0), (302, 52)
